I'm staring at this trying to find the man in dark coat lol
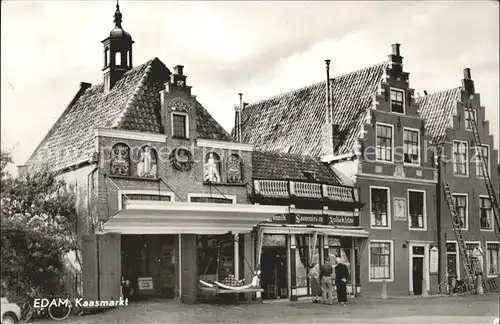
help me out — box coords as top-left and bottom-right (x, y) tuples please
(334, 257), (349, 305)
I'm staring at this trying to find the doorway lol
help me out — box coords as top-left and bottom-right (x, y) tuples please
(411, 245), (425, 296)
(261, 247), (287, 299)
(412, 257), (423, 295)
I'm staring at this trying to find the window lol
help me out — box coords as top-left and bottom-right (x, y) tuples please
(465, 242), (480, 258)
(190, 196), (233, 204)
(408, 190), (425, 229)
(172, 113), (187, 138)
(121, 194), (170, 209)
(464, 109), (476, 130)
(403, 129), (419, 165)
(480, 197), (493, 230)
(110, 143), (130, 176)
(486, 243), (499, 277)
(453, 141), (468, 176)
(476, 145), (490, 178)
(446, 242), (459, 277)
(390, 89), (404, 113)
(369, 241), (392, 280)
(370, 187), (389, 228)
(452, 194), (468, 229)
(376, 124), (393, 162)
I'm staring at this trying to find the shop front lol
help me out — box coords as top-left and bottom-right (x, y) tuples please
(255, 210), (369, 301)
(98, 200), (287, 304)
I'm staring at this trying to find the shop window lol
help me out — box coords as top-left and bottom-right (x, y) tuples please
(197, 235), (234, 281)
(204, 152), (221, 183)
(376, 124), (393, 162)
(486, 243), (499, 277)
(408, 190), (425, 229)
(369, 241), (392, 281)
(326, 237), (352, 284)
(295, 234), (320, 290)
(446, 242), (458, 278)
(480, 197), (493, 230)
(370, 187), (389, 228)
(110, 143), (130, 176)
(135, 145), (158, 178)
(226, 154), (243, 183)
(452, 194), (468, 229)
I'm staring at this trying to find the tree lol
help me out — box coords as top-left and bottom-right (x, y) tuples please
(1, 150), (77, 297)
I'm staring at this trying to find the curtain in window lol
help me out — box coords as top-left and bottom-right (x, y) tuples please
(370, 242), (390, 279)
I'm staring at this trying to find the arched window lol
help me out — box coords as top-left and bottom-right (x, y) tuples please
(136, 145), (158, 178)
(110, 143), (130, 176)
(227, 154), (243, 183)
(204, 152), (221, 183)
(115, 52), (122, 66)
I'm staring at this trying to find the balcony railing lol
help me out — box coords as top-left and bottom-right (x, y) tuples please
(253, 179), (357, 203)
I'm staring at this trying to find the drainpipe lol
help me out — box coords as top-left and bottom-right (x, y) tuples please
(436, 154), (444, 284)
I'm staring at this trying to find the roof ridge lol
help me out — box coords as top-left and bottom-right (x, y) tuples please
(416, 86), (461, 100)
(112, 59), (157, 128)
(246, 61), (388, 108)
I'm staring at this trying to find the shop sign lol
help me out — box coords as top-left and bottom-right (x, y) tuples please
(137, 277), (154, 290)
(271, 214), (289, 223)
(294, 214), (323, 225)
(325, 215), (356, 226)
(429, 246), (438, 274)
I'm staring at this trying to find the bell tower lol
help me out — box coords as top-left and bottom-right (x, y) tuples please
(102, 1), (134, 92)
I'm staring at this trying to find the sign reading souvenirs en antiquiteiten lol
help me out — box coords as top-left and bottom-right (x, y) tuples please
(270, 213), (356, 226)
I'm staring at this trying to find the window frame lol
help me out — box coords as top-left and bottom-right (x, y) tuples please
(479, 195), (494, 231)
(485, 241), (500, 278)
(375, 122), (394, 163)
(368, 240), (394, 282)
(369, 186), (391, 230)
(402, 127), (421, 166)
(171, 112), (189, 139)
(475, 144), (490, 179)
(407, 189), (427, 231)
(118, 189), (175, 211)
(464, 109), (477, 131)
(451, 193), (468, 230)
(389, 88), (405, 114)
(187, 193), (237, 204)
(452, 140), (469, 177)
(445, 241), (460, 279)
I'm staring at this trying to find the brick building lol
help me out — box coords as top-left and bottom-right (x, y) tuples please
(239, 45), (444, 297)
(417, 69), (500, 288)
(22, 3), (362, 304)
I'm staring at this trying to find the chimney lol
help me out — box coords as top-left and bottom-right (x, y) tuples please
(461, 68), (475, 95)
(166, 65), (191, 95)
(388, 43), (403, 75)
(325, 59), (332, 124)
(423, 90), (428, 96)
(234, 93), (243, 142)
(322, 59), (340, 158)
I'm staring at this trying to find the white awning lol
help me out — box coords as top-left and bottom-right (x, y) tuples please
(102, 200), (288, 235)
(259, 224), (370, 237)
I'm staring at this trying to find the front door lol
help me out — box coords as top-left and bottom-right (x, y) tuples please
(159, 245), (176, 298)
(261, 247), (287, 299)
(412, 257), (423, 295)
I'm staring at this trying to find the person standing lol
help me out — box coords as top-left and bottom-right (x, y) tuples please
(335, 257), (349, 305)
(308, 262), (322, 303)
(319, 258), (334, 305)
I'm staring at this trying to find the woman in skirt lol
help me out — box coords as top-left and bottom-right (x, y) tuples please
(308, 262), (322, 303)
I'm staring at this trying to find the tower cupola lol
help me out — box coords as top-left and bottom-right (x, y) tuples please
(102, 1), (134, 92)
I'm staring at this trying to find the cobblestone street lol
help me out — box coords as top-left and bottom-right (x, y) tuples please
(37, 294), (499, 324)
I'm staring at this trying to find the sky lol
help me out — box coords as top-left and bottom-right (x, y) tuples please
(1, 0), (499, 174)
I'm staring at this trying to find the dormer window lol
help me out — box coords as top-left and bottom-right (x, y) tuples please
(302, 171), (316, 181)
(390, 88), (405, 114)
(172, 113), (188, 138)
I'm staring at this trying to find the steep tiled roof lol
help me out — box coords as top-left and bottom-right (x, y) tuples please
(27, 58), (232, 171)
(239, 62), (388, 157)
(416, 87), (462, 146)
(252, 150), (343, 185)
